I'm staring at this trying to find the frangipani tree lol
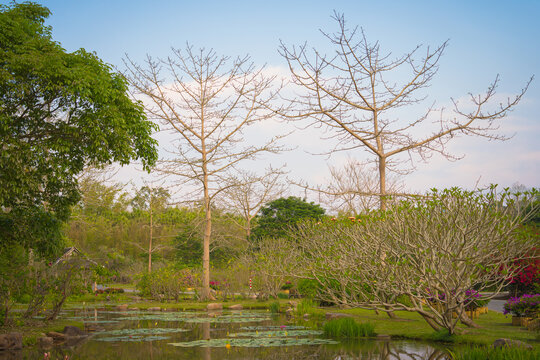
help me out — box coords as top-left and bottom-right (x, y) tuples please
(292, 187), (538, 334)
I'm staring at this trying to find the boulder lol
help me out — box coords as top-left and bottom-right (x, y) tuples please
(325, 312), (353, 320)
(0, 333), (22, 350)
(63, 326), (86, 337)
(147, 307), (161, 311)
(228, 304), (243, 310)
(38, 337), (54, 348)
(207, 303), (223, 311)
(46, 331), (67, 342)
(116, 304), (129, 311)
(493, 338), (533, 350)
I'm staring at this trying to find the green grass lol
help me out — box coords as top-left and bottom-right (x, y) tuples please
(323, 317), (376, 338)
(335, 307), (539, 347)
(269, 301), (280, 314)
(449, 346), (540, 360)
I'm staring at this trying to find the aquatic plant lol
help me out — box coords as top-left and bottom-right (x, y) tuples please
(323, 317), (375, 338)
(449, 346), (540, 360)
(169, 337), (338, 347)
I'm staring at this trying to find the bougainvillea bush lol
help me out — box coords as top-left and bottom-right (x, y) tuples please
(507, 246), (540, 296)
(503, 294), (540, 317)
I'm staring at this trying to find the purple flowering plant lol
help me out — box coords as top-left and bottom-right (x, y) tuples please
(503, 294), (540, 317)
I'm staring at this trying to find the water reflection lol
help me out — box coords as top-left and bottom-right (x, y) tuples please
(4, 307), (453, 360)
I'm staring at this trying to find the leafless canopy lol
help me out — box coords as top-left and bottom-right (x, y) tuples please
(124, 45), (286, 299)
(280, 12), (532, 209)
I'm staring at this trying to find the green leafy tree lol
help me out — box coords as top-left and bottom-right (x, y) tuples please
(251, 196), (325, 240)
(0, 2), (157, 254)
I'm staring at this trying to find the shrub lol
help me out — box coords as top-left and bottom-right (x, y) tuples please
(297, 279), (319, 298)
(296, 298), (318, 316)
(503, 294), (540, 317)
(323, 317), (375, 338)
(136, 267), (197, 301)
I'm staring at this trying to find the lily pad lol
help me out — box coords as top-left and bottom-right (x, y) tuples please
(97, 335), (170, 342)
(239, 325), (307, 331)
(169, 337), (338, 348)
(229, 330), (323, 338)
(97, 328), (189, 336)
(114, 312), (270, 323)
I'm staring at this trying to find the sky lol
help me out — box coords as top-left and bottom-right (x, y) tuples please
(8, 0), (540, 202)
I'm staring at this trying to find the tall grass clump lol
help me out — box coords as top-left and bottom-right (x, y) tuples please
(296, 298), (318, 316)
(323, 317), (375, 338)
(450, 346), (539, 360)
(269, 301), (280, 314)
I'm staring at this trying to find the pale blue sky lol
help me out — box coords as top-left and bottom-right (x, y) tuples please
(7, 0), (540, 195)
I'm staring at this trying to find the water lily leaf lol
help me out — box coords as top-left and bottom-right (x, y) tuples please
(169, 337), (338, 348)
(97, 335), (170, 342)
(229, 330), (323, 338)
(97, 328), (189, 336)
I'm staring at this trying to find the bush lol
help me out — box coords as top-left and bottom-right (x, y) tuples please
(323, 317), (375, 338)
(503, 294), (540, 317)
(297, 279), (319, 298)
(136, 267), (197, 301)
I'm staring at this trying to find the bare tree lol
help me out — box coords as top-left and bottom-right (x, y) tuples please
(291, 187), (539, 334)
(299, 158), (404, 215)
(222, 166), (287, 239)
(280, 13), (532, 209)
(130, 183), (170, 273)
(124, 46), (285, 299)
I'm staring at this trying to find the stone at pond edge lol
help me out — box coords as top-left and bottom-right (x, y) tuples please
(39, 337), (54, 348)
(46, 332), (67, 342)
(492, 338), (533, 350)
(228, 304), (243, 310)
(376, 334), (391, 340)
(207, 303), (223, 311)
(325, 312), (353, 320)
(0, 333), (22, 350)
(116, 304), (129, 311)
(147, 307), (162, 311)
(63, 326), (86, 337)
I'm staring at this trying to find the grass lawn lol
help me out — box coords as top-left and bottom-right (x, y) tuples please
(336, 307), (539, 347)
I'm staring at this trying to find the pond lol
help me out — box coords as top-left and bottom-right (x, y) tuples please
(15, 307), (453, 359)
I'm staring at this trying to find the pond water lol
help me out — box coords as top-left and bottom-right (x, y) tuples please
(13, 307), (453, 359)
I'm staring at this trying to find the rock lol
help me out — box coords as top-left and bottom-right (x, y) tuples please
(63, 326), (86, 337)
(38, 337), (54, 348)
(207, 303), (223, 311)
(147, 307), (161, 311)
(228, 304), (243, 310)
(46, 331), (67, 342)
(493, 338), (533, 350)
(325, 312), (353, 320)
(116, 304), (129, 311)
(376, 334), (391, 340)
(0, 333), (22, 350)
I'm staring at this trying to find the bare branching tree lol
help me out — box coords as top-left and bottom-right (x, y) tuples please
(222, 166), (288, 239)
(298, 158), (405, 215)
(280, 12), (532, 209)
(292, 187), (539, 334)
(124, 46), (285, 299)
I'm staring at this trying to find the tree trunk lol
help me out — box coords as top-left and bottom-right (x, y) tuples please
(148, 204), (153, 273)
(418, 312), (443, 332)
(458, 308), (481, 328)
(379, 155), (386, 210)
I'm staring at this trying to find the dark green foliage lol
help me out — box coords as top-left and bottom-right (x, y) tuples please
(0, 2), (157, 254)
(297, 279), (319, 298)
(251, 197), (325, 240)
(429, 329), (456, 343)
(323, 317), (376, 338)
